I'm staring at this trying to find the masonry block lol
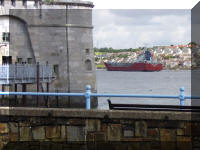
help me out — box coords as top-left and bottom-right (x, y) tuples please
(61, 125), (66, 139)
(20, 127), (32, 141)
(68, 119), (85, 126)
(8, 133), (18, 142)
(32, 127), (45, 140)
(107, 124), (121, 141)
(147, 128), (159, 137)
(9, 123), (18, 133)
(86, 119), (101, 132)
(161, 142), (176, 150)
(0, 123), (8, 134)
(177, 129), (184, 136)
(135, 121), (147, 137)
(123, 130), (134, 137)
(160, 129), (176, 142)
(45, 126), (61, 139)
(66, 126), (85, 141)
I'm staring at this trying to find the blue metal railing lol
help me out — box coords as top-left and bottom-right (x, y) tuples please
(0, 85), (198, 110)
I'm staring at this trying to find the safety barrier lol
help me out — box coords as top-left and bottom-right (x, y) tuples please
(0, 85), (197, 110)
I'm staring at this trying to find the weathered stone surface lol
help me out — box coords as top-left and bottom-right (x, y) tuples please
(161, 142), (176, 150)
(19, 122), (30, 127)
(160, 129), (176, 141)
(191, 123), (200, 136)
(67, 126), (85, 141)
(120, 120), (134, 125)
(140, 142), (152, 150)
(9, 123), (18, 133)
(45, 126), (61, 139)
(87, 132), (106, 142)
(20, 127), (32, 141)
(68, 119), (85, 126)
(8, 133), (18, 142)
(0, 135), (8, 143)
(0, 123), (8, 134)
(177, 129), (184, 136)
(184, 122), (191, 136)
(86, 119), (101, 131)
(101, 123), (107, 132)
(147, 128), (159, 137)
(0, 107), (193, 120)
(177, 142), (192, 150)
(32, 127), (45, 140)
(61, 125), (66, 139)
(123, 130), (134, 137)
(177, 137), (192, 150)
(40, 142), (51, 150)
(135, 121), (147, 137)
(107, 124), (121, 141)
(177, 136), (191, 142)
(0, 108), (199, 149)
(94, 132), (106, 141)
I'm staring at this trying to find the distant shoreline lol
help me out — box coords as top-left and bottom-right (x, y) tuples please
(96, 68), (191, 71)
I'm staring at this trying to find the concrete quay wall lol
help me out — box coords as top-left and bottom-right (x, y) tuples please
(0, 107), (198, 150)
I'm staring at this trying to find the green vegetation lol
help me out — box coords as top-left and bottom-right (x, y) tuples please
(95, 64), (105, 69)
(94, 47), (141, 53)
(95, 52), (107, 55)
(118, 54), (128, 58)
(163, 55), (177, 60)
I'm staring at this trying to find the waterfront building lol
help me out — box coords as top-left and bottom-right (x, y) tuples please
(0, 0), (97, 108)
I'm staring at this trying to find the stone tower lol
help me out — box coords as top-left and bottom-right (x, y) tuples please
(0, 0), (97, 108)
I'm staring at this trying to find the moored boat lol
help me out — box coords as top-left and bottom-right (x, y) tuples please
(104, 50), (163, 71)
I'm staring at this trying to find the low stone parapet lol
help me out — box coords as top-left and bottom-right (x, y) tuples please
(0, 107), (198, 150)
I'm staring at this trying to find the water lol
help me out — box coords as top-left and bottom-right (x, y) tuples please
(96, 70), (191, 109)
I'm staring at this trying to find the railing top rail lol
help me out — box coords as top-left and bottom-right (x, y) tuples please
(0, 85), (196, 109)
(0, 91), (193, 98)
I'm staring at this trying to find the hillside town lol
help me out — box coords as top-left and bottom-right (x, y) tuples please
(95, 44), (193, 70)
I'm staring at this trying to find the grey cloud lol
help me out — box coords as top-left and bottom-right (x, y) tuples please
(93, 9), (191, 49)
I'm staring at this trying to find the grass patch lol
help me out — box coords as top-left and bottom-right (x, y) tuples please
(96, 64), (105, 69)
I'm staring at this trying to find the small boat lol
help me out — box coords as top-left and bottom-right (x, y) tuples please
(104, 50), (163, 71)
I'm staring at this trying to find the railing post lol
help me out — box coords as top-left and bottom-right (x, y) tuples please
(179, 87), (185, 106)
(85, 85), (91, 110)
(37, 62), (40, 107)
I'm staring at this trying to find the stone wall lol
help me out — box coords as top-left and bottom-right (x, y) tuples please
(0, 107), (198, 150)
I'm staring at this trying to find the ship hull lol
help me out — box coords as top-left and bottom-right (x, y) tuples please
(104, 62), (163, 71)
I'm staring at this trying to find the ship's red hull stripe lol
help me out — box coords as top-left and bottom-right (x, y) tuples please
(104, 62), (163, 71)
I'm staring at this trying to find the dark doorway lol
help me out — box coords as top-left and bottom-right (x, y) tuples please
(2, 56), (12, 64)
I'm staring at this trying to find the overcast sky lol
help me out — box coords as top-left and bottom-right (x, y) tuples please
(90, 0), (200, 49)
(92, 9), (191, 49)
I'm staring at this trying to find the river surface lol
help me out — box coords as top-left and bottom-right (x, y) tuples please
(96, 70), (191, 109)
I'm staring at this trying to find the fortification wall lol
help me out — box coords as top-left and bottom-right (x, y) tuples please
(0, 107), (198, 150)
(0, 0), (97, 107)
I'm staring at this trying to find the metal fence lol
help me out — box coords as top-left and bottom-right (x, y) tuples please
(0, 85), (198, 110)
(0, 64), (54, 84)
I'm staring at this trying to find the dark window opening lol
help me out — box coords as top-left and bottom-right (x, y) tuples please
(2, 32), (10, 42)
(27, 58), (32, 64)
(86, 49), (90, 54)
(2, 56), (12, 64)
(34, 0), (38, 7)
(22, 0), (27, 6)
(17, 58), (22, 63)
(53, 65), (59, 78)
(11, 0), (15, 6)
(0, 0), (4, 5)
(85, 59), (92, 71)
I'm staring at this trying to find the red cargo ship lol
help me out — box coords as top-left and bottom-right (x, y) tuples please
(104, 50), (163, 71)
